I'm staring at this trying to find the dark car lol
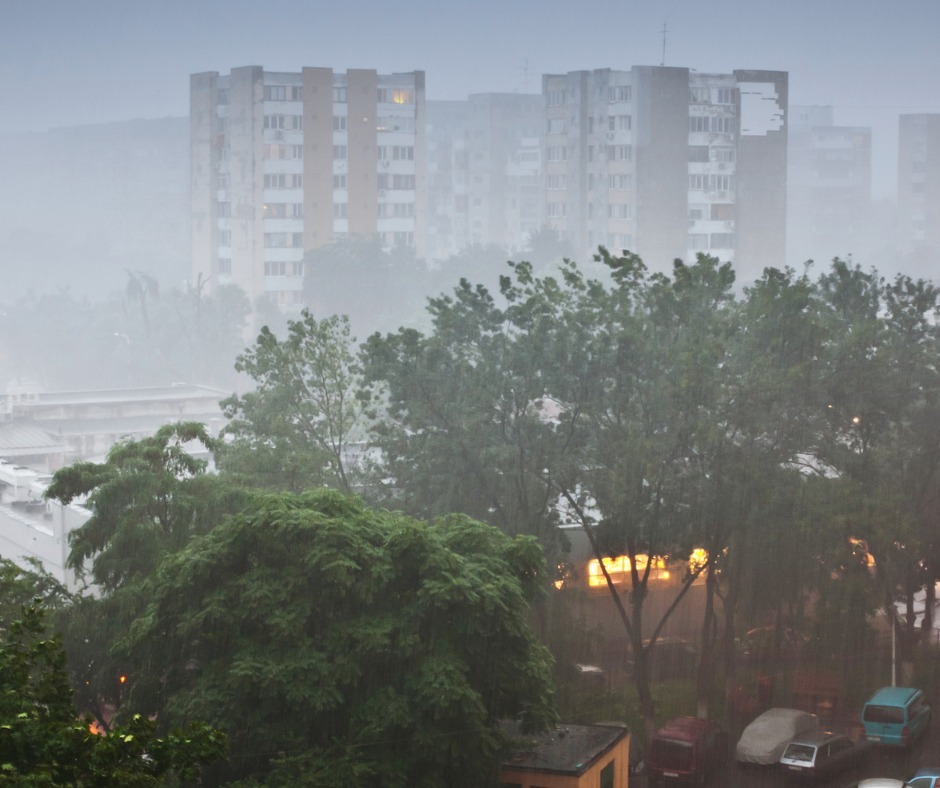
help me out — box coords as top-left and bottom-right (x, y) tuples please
(777, 731), (869, 781)
(647, 716), (728, 785)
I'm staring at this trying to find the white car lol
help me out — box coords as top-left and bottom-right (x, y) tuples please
(735, 707), (819, 764)
(855, 781), (907, 788)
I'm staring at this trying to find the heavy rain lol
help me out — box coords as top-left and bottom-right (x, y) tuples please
(2, 1), (940, 785)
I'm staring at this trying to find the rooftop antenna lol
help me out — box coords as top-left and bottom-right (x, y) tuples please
(661, 23), (668, 66)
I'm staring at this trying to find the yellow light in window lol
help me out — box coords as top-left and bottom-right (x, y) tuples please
(587, 554), (667, 587)
(689, 548), (708, 574)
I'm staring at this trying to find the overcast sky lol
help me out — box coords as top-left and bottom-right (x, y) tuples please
(2, 0), (939, 199)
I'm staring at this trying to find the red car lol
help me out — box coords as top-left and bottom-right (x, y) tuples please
(647, 716), (729, 785)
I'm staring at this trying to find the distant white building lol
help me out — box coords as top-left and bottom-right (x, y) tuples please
(0, 459), (90, 593)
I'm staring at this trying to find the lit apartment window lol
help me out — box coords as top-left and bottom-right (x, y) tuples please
(392, 89), (413, 104)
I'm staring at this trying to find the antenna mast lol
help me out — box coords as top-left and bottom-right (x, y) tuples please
(661, 23), (668, 66)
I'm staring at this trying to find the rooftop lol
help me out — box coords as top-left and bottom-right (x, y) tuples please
(501, 723), (628, 776)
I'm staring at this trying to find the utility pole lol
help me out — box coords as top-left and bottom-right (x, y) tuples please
(661, 23), (668, 66)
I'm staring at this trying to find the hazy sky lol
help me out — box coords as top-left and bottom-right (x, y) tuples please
(2, 0), (939, 199)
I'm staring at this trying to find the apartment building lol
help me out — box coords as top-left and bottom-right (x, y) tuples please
(542, 66), (788, 280)
(426, 94), (542, 260)
(191, 66), (425, 308)
(898, 114), (940, 257)
(787, 106), (872, 267)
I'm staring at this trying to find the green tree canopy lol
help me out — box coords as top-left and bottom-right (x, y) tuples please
(119, 489), (556, 787)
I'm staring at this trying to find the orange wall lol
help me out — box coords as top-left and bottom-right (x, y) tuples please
(499, 734), (630, 788)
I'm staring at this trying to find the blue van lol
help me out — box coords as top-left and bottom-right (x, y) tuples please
(861, 686), (931, 747)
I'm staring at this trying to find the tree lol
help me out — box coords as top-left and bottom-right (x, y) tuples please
(0, 603), (225, 785)
(118, 488), (556, 787)
(44, 423), (245, 730)
(219, 310), (369, 494)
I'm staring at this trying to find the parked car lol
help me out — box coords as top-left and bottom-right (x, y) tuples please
(735, 707), (819, 764)
(647, 716), (728, 785)
(853, 781), (908, 788)
(907, 767), (940, 788)
(777, 731), (869, 781)
(862, 686), (931, 748)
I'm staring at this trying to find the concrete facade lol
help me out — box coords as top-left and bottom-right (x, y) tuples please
(542, 66), (788, 280)
(426, 94), (542, 260)
(787, 106), (873, 267)
(191, 67), (426, 309)
(898, 114), (940, 258)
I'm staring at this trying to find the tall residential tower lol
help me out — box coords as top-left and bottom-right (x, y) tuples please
(191, 66), (425, 308)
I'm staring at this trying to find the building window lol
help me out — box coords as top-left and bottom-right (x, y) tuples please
(218, 229), (232, 246)
(334, 203), (347, 219)
(607, 144), (631, 161)
(607, 85), (632, 103)
(264, 114), (286, 130)
(709, 174), (733, 192)
(547, 118), (565, 134)
(717, 87), (733, 104)
(688, 146), (710, 163)
(547, 174), (567, 190)
(546, 90), (566, 107)
(714, 147), (735, 162)
(547, 202), (566, 218)
(217, 172), (230, 189)
(547, 146), (566, 162)
(690, 116), (710, 133)
(291, 261), (304, 276)
(689, 174), (707, 191)
(609, 115), (631, 131)
(264, 261), (287, 276)
(291, 203), (303, 218)
(710, 232), (734, 248)
(291, 174), (303, 188)
(217, 88), (230, 105)
(290, 86), (303, 101)
(690, 87), (710, 103)
(711, 203), (734, 220)
(333, 86), (347, 103)
(333, 116), (347, 131)
(264, 85), (287, 101)
(711, 116), (734, 134)
(392, 145), (414, 160)
(608, 203), (632, 219)
(333, 145), (347, 160)
(392, 88), (413, 104)
(264, 173), (287, 189)
(217, 201), (231, 218)
(608, 173), (632, 190)
(218, 258), (231, 274)
(689, 233), (709, 250)
(291, 145), (303, 159)
(334, 174), (347, 189)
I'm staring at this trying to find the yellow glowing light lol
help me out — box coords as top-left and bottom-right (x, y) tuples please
(587, 554), (668, 587)
(688, 548), (709, 574)
(852, 416), (861, 425)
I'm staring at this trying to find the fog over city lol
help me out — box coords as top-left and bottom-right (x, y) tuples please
(7, 3), (940, 785)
